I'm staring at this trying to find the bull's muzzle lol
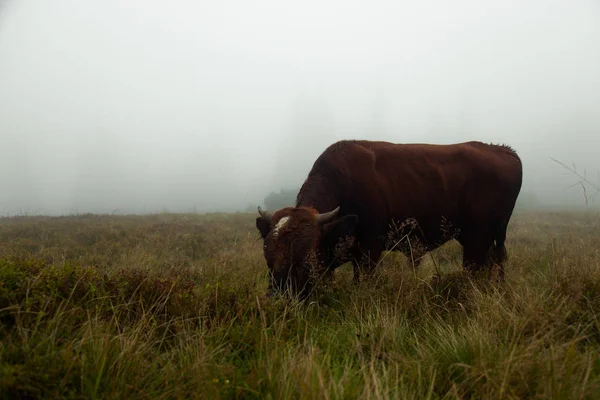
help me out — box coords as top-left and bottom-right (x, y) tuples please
(266, 269), (289, 297)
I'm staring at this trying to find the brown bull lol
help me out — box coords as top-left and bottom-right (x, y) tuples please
(256, 139), (523, 298)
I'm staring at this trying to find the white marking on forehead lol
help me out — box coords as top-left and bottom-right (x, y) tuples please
(273, 216), (290, 237)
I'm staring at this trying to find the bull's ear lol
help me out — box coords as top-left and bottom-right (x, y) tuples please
(256, 217), (271, 239)
(322, 214), (358, 243)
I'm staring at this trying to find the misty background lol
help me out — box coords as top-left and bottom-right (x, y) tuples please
(0, 0), (599, 215)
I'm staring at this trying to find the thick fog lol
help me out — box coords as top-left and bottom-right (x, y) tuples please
(1, 0), (599, 215)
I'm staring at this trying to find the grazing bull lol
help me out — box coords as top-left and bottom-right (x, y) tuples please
(256, 140), (523, 298)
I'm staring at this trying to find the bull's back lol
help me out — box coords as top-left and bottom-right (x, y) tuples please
(308, 139), (521, 222)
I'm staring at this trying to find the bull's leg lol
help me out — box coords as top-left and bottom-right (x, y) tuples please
(351, 242), (383, 283)
(352, 261), (360, 284)
(462, 247), (485, 276)
(490, 223), (509, 283)
(461, 239), (493, 277)
(405, 247), (426, 269)
(489, 242), (507, 283)
(351, 256), (371, 284)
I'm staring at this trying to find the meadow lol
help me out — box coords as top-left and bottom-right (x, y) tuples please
(0, 210), (599, 399)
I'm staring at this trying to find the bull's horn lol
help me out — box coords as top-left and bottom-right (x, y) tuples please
(316, 206), (340, 225)
(257, 206), (273, 222)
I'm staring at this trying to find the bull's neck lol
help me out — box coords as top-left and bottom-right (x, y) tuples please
(295, 174), (340, 213)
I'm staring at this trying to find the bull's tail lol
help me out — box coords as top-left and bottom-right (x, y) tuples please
(490, 220), (509, 281)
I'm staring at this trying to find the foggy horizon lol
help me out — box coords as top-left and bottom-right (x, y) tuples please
(1, 0), (599, 215)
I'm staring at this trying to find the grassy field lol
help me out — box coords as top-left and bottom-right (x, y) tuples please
(0, 211), (599, 399)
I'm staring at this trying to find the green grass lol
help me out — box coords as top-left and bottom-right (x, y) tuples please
(0, 211), (599, 399)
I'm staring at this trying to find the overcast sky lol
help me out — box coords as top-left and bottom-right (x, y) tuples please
(1, 0), (599, 214)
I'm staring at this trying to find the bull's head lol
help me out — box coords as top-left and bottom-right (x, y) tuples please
(255, 206), (358, 298)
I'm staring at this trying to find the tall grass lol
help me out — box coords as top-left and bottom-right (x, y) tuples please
(0, 211), (599, 399)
